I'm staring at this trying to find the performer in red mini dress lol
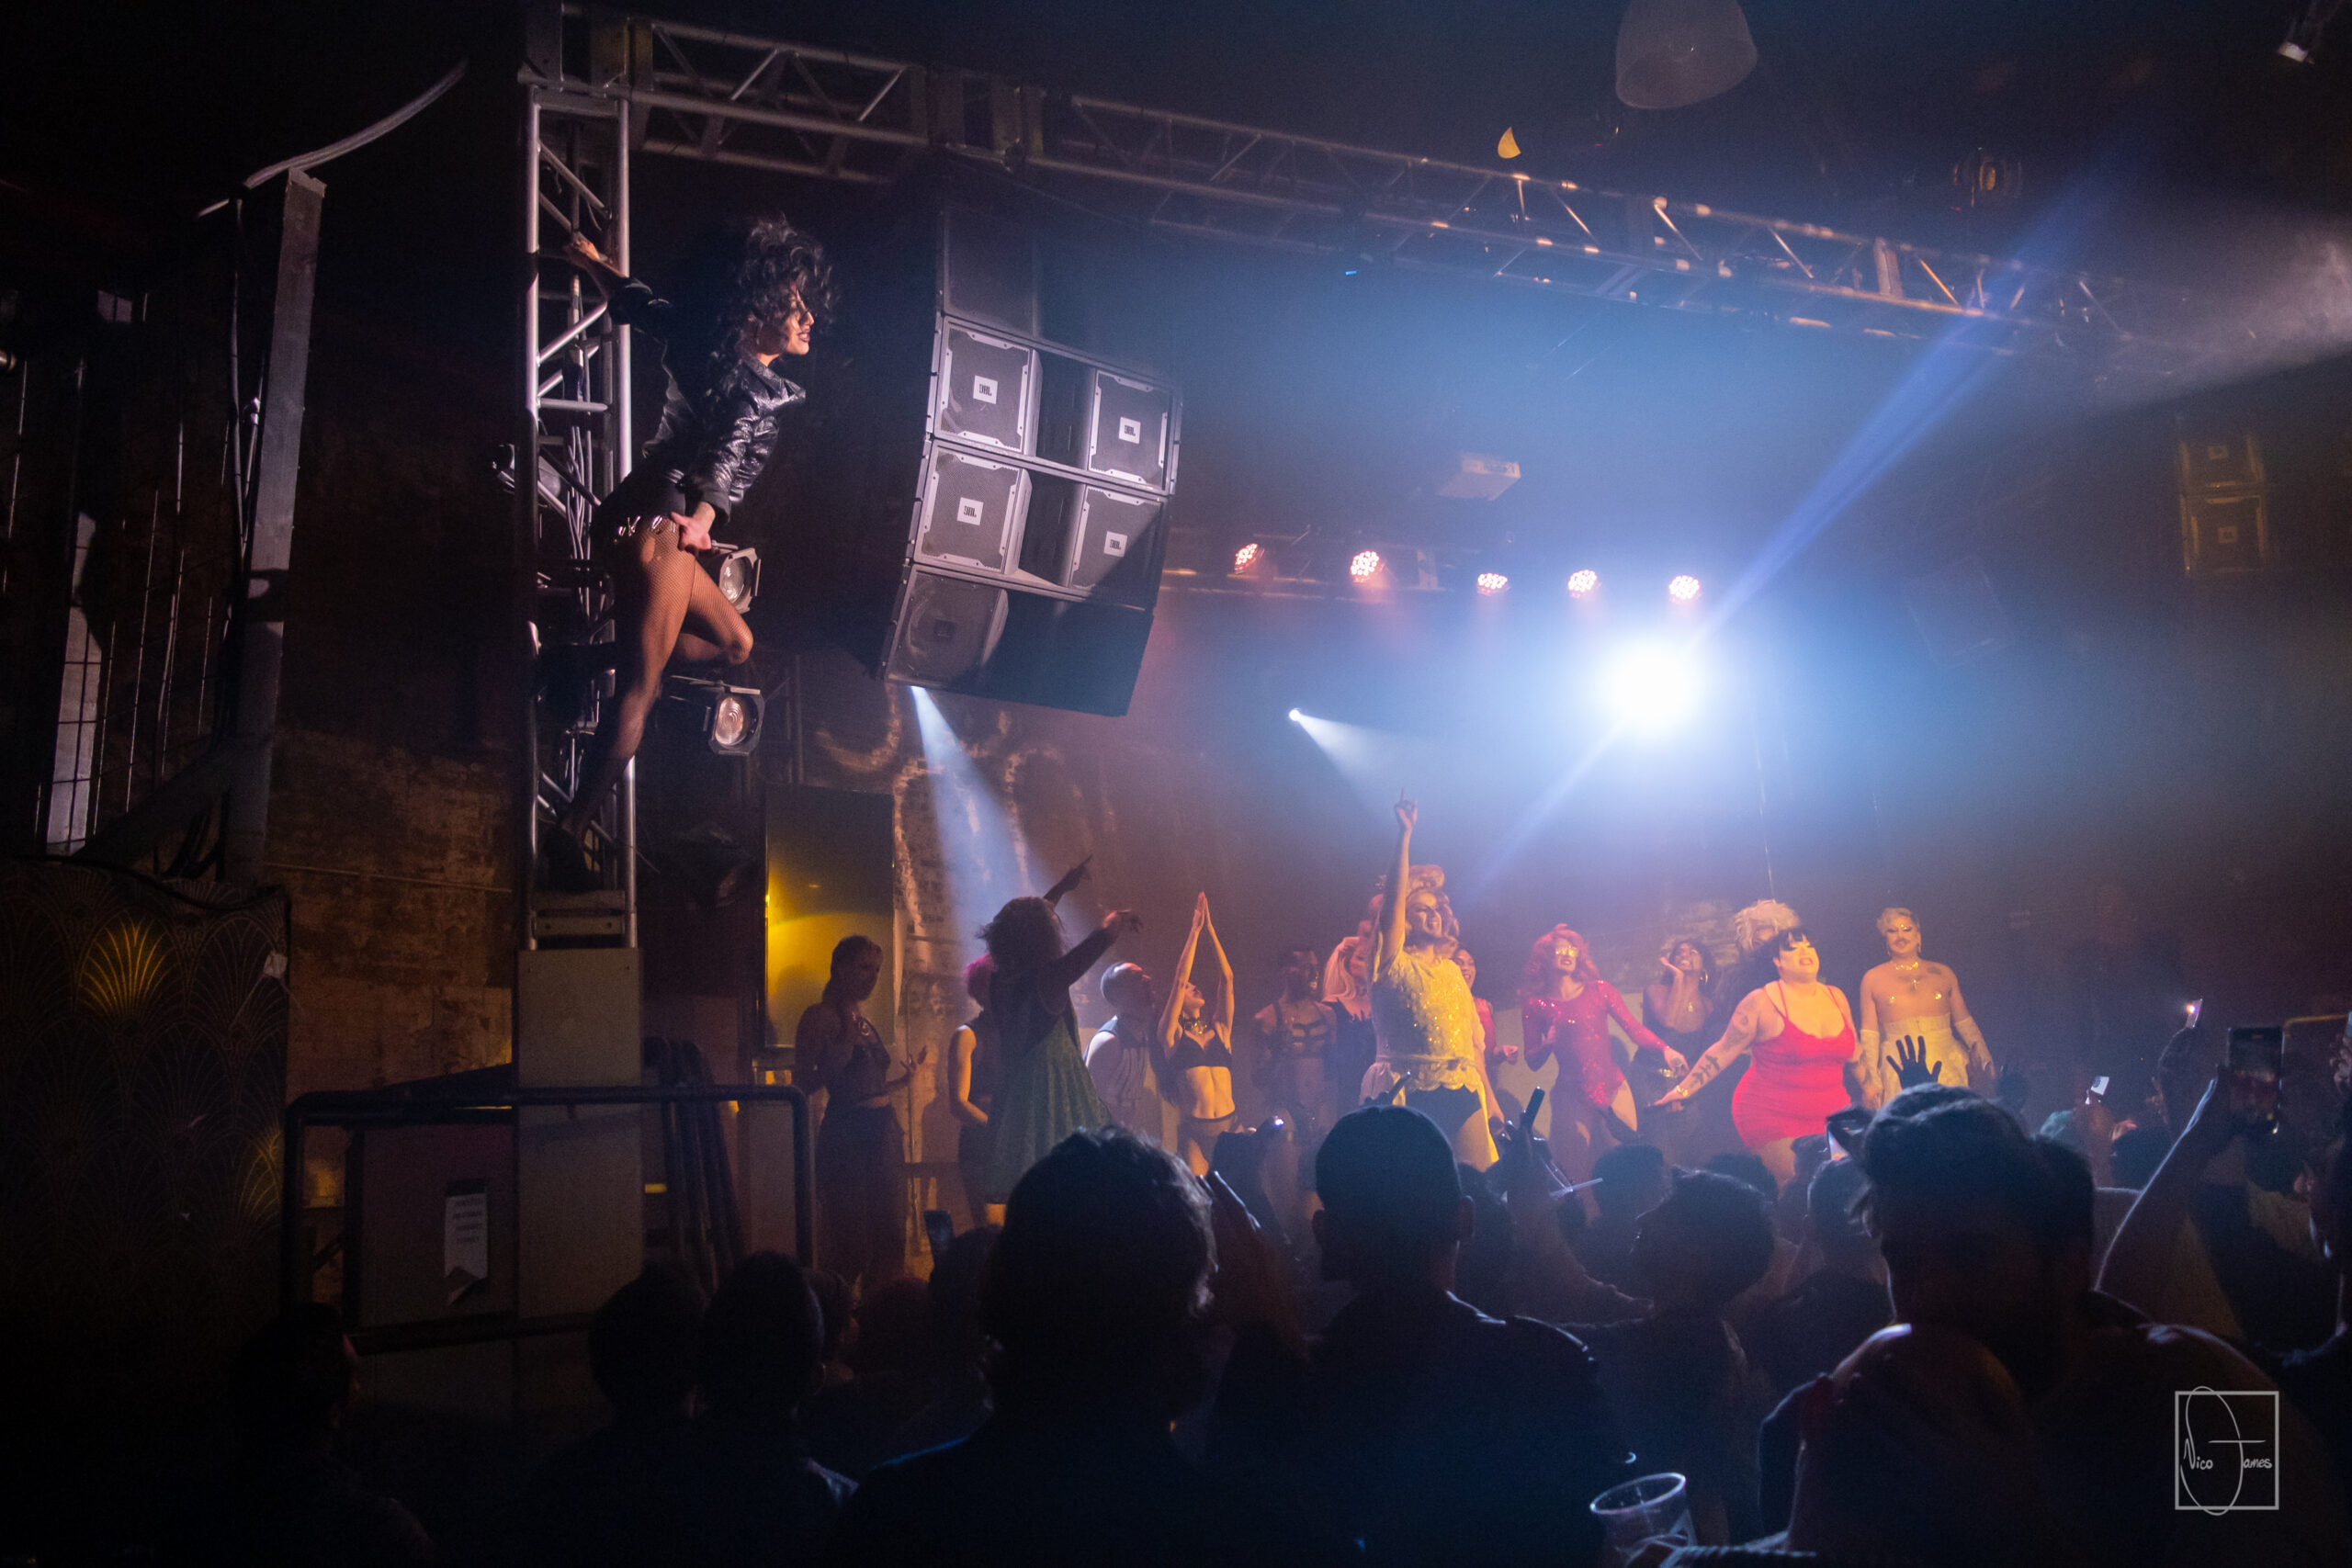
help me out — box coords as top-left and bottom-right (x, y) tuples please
(1656, 927), (1869, 1187)
(1520, 926), (1690, 1181)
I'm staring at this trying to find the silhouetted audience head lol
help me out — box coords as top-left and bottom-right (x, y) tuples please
(1591, 1141), (1671, 1220)
(1703, 1149), (1779, 1204)
(1630, 1168), (1777, 1311)
(1312, 1105), (1468, 1289)
(700, 1252), (826, 1425)
(1860, 1089), (2094, 1390)
(589, 1265), (707, 1425)
(2109, 1123), (2172, 1190)
(927, 1224), (1000, 1368)
(982, 1127), (1211, 1417)
(1807, 1156), (1875, 1270)
(848, 1279), (933, 1378)
(1788, 1323), (2030, 1567)
(232, 1305), (357, 1455)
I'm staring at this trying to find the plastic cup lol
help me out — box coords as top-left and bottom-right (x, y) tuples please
(1590, 1472), (1694, 1560)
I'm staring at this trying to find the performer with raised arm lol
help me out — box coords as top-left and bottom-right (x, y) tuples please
(544, 223), (829, 889)
(1654, 927), (1870, 1187)
(979, 879), (1141, 1204)
(1152, 893), (1240, 1176)
(1520, 925), (1690, 1181)
(1361, 795), (1500, 1168)
(1253, 947), (1339, 1144)
(1856, 907), (1996, 1097)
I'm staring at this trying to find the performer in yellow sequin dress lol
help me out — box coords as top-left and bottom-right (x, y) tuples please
(1361, 795), (1500, 1168)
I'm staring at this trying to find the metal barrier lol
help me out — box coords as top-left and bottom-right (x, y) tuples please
(280, 1081), (811, 1341)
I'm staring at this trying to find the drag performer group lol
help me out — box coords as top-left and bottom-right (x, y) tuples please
(910, 792), (2005, 1274)
(548, 212), (2001, 1257)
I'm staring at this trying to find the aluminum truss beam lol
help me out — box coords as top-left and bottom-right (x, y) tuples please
(519, 83), (637, 949)
(525, 6), (2220, 376)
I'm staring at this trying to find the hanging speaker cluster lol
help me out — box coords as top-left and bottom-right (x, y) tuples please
(881, 207), (1182, 716)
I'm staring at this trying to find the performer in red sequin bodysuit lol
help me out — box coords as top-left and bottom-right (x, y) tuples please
(1520, 926), (1690, 1181)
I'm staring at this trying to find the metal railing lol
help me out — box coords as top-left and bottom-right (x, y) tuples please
(280, 1080), (811, 1345)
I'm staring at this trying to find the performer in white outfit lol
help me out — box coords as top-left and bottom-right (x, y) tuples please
(1856, 906), (1996, 1100)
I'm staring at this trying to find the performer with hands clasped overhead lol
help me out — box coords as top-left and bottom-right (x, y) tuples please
(1360, 794), (1503, 1168)
(1655, 927), (1871, 1187)
(1154, 893), (1240, 1176)
(1856, 907), (1996, 1099)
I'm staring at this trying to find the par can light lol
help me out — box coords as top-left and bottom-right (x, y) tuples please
(1567, 569), (1600, 598)
(664, 674), (764, 755)
(713, 545), (761, 610)
(1350, 549), (1383, 582)
(1668, 574), (1702, 604)
(1476, 571), (1509, 595)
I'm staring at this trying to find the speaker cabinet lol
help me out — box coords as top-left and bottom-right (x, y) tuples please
(2180, 491), (2271, 576)
(941, 205), (1040, 337)
(916, 447), (1026, 573)
(936, 324), (1035, 452)
(2176, 429), (2264, 494)
(884, 570), (1154, 715)
(788, 199), (1179, 717)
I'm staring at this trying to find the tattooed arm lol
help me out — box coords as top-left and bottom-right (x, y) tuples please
(1654, 988), (1768, 1105)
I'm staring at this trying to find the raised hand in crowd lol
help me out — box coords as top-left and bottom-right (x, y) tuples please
(1889, 1034), (1944, 1090)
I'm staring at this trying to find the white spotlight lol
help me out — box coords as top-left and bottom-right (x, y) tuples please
(1287, 707), (1305, 723)
(1601, 642), (1702, 732)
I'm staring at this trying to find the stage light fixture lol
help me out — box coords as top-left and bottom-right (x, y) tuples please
(1602, 642), (1702, 733)
(1350, 549), (1382, 582)
(1567, 569), (1600, 598)
(1287, 707), (1304, 723)
(1668, 574), (1702, 603)
(1233, 541), (1263, 570)
(1476, 571), (1509, 595)
(666, 674), (764, 755)
(712, 545), (761, 610)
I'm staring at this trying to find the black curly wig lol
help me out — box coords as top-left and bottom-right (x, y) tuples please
(714, 215), (835, 366)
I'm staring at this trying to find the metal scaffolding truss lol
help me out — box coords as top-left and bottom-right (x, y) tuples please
(525, 5), (2219, 375)
(518, 82), (636, 948)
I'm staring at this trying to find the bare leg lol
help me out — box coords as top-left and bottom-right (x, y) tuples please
(1755, 1136), (1797, 1190)
(1555, 1104), (1600, 1184)
(560, 530), (697, 841)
